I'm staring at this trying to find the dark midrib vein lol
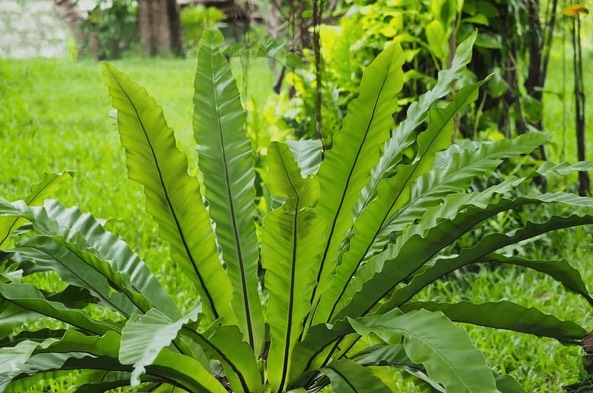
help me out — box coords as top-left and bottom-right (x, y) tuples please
(326, 366), (358, 392)
(278, 154), (300, 393)
(206, 53), (255, 348)
(327, 115), (448, 321)
(308, 74), (390, 324)
(321, 124), (499, 365)
(5, 293), (107, 335)
(112, 76), (219, 319)
(181, 327), (251, 392)
(32, 244), (130, 316)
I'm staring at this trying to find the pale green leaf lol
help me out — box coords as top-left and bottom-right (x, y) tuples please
(119, 306), (200, 386)
(193, 28), (263, 350)
(317, 81), (484, 324)
(311, 41), (405, 322)
(263, 143), (326, 392)
(350, 309), (498, 393)
(102, 62), (234, 323)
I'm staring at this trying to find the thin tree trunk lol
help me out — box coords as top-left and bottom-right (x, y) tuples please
(53, 0), (98, 58)
(138, 0), (183, 57)
(523, 0), (548, 162)
(572, 15), (590, 195)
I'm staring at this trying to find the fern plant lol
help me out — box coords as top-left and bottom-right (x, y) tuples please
(1, 29), (593, 392)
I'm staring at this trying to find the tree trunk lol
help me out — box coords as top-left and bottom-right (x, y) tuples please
(53, 0), (98, 59)
(138, 0), (183, 57)
(572, 15), (590, 196)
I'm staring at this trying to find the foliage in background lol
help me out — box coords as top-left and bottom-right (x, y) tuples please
(180, 4), (226, 56)
(82, 0), (138, 59)
(276, 0), (562, 149)
(2, 29), (593, 392)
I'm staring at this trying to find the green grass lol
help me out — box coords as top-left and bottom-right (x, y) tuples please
(1, 53), (593, 392)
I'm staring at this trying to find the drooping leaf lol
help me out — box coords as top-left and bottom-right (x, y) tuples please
(263, 142), (326, 392)
(119, 306), (200, 386)
(193, 28), (263, 350)
(102, 62), (234, 323)
(13, 236), (139, 317)
(0, 301), (36, 341)
(310, 41), (405, 321)
(0, 199), (179, 319)
(322, 359), (392, 393)
(39, 200), (180, 318)
(350, 309), (498, 393)
(377, 132), (547, 245)
(480, 253), (593, 306)
(402, 301), (587, 344)
(0, 282), (117, 336)
(73, 370), (157, 393)
(537, 160), (593, 176)
(378, 213), (593, 316)
(339, 192), (593, 321)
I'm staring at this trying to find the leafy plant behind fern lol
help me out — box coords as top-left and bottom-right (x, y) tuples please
(1, 29), (593, 392)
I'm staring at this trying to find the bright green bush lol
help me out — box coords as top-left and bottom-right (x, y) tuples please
(180, 4), (226, 56)
(1, 29), (593, 392)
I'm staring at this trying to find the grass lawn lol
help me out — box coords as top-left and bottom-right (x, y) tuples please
(1, 53), (592, 392)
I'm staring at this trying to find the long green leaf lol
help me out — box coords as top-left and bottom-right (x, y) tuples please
(338, 192), (593, 321)
(74, 370), (156, 393)
(288, 319), (353, 387)
(2, 331), (227, 393)
(352, 32), (477, 234)
(263, 142), (326, 392)
(102, 62), (234, 323)
(402, 301), (586, 344)
(193, 28), (263, 350)
(480, 253), (593, 306)
(13, 236), (138, 317)
(376, 132), (547, 247)
(336, 136), (544, 310)
(316, 81), (484, 324)
(350, 309), (498, 393)
(0, 199), (178, 318)
(0, 282), (117, 335)
(0, 301), (35, 340)
(322, 359), (392, 393)
(38, 200), (180, 318)
(378, 214), (593, 316)
(0, 172), (71, 247)
(310, 41), (405, 320)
